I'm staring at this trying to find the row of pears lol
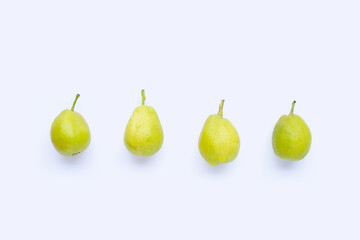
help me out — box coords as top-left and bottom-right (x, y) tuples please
(50, 90), (312, 165)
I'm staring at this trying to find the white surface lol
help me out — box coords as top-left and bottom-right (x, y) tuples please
(0, 1), (359, 239)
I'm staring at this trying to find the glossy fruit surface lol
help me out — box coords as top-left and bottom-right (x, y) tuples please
(124, 90), (163, 156)
(51, 94), (91, 156)
(198, 100), (240, 166)
(272, 101), (311, 161)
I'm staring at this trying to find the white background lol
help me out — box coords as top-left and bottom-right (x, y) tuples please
(0, 0), (359, 239)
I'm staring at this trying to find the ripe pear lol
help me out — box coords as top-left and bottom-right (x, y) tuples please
(198, 100), (240, 166)
(124, 90), (164, 156)
(272, 101), (311, 161)
(50, 94), (91, 157)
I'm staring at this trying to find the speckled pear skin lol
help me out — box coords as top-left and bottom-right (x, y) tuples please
(198, 100), (240, 166)
(50, 95), (91, 157)
(272, 101), (311, 161)
(124, 90), (164, 156)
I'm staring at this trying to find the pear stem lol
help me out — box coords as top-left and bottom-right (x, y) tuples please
(290, 100), (296, 115)
(218, 99), (225, 118)
(71, 94), (80, 111)
(141, 89), (145, 105)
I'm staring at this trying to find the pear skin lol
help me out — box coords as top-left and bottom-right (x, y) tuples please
(51, 94), (91, 156)
(272, 101), (311, 161)
(198, 100), (240, 166)
(124, 90), (164, 156)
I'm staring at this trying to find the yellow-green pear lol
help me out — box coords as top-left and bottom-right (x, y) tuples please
(124, 90), (164, 156)
(50, 94), (91, 156)
(198, 100), (240, 166)
(272, 101), (312, 161)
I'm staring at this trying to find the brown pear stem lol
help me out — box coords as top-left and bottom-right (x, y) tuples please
(290, 100), (296, 115)
(71, 94), (80, 111)
(141, 89), (145, 105)
(218, 99), (225, 118)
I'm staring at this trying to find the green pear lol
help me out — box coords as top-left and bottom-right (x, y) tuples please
(198, 100), (240, 166)
(50, 94), (91, 157)
(272, 101), (311, 161)
(124, 90), (164, 156)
